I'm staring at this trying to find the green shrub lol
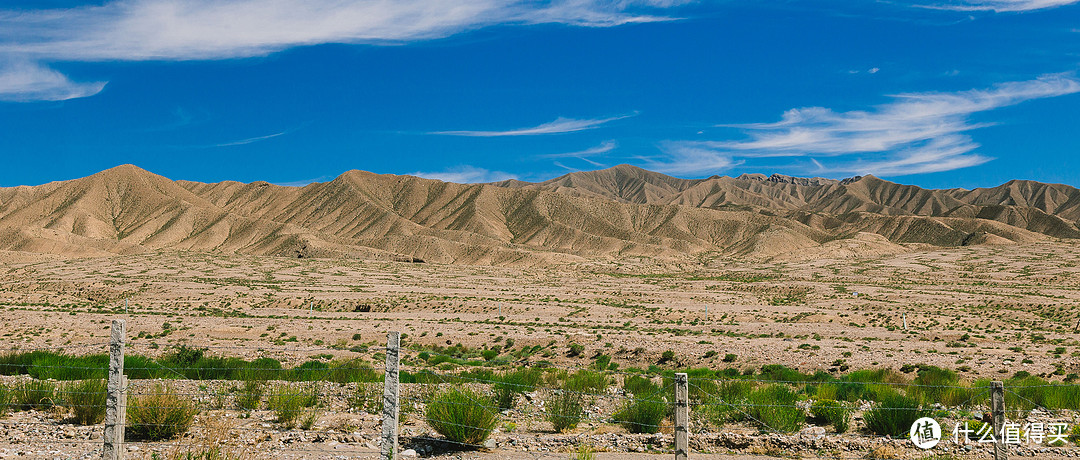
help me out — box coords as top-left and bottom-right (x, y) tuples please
(568, 343), (585, 357)
(681, 369), (719, 403)
(614, 383), (668, 435)
(65, 379), (107, 425)
(162, 345), (205, 366)
(29, 354), (107, 380)
(267, 384), (318, 428)
(565, 370), (609, 394)
(623, 375), (660, 398)
(809, 399), (850, 433)
(1001, 376), (1080, 411)
(758, 364), (816, 383)
(716, 379), (754, 402)
(237, 357), (283, 382)
(747, 384), (804, 432)
(234, 380), (263, 411)
(13, 379), (56, 411)
(425, 388), (498, 446)
(545, 391), (584, 433)
(126, 384), (197, 441)
(863, 392), (928, 437)
(615, 397), (668, 434)
(494, 368), (541, 410)
(910, 365), (975, 407)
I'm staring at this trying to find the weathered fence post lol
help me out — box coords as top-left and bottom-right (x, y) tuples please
(675, 372), (689, 460)
(991, 381), (1007, 460)
(381, 331), (401, 460)
(103, 319), (126, 460)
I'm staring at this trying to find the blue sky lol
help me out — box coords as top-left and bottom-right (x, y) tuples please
(0, 0), (1078, 189)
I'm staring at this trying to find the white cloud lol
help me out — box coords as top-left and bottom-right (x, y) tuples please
(923, 0), (1080, 11)
(540, 140), (616, 167)
(0, 1), (681, 61)
(0, 1), (683, 101)
(432, 115), (632, 137)
(214, 131), (287, 147)
(643, 142), (740, 176)
(0, 59), (105, 101)
(659, 74), (1080, 177)
(409, 165), (517, 184)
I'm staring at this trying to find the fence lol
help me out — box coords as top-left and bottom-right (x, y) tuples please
(0, 319), (1078, 459)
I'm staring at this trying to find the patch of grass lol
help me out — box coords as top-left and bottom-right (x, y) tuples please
(233, 380), (263, 411)
(13, 379), (56, 411)
(494, 368), (541, 410)
(546, 391), (584, 433)
(65, 379), (107, 425)
(425, 388), (498, 446)
(747, 384), (804, 432)
(614, 376), (668, 434)
(809, 399), (850, 433)
(564, 370), (609, 394)
(864, 392), (928, 437)
(267, 384), (318, 429)
(127, 384), (197, 441)
(910, 365), (977, 407)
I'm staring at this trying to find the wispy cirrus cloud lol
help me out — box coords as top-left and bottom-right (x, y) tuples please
(539, 140), (617, 167)
(644, 142), (741, 176)
(656, 74), (1080, 177)
(0, 59), (105, 101)
(214, 130), (287, 147)
(0, 1), (686, 102)
(918, 0), (1080, 11)
(432, 115), (634, 137)
(409, 165), (517, 184)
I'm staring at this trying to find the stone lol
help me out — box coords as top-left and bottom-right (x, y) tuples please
(799, 426), (826, 440)
(400, 449), (418, 457)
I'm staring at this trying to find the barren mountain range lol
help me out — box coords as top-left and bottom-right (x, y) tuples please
(0, 164), (1078, 264)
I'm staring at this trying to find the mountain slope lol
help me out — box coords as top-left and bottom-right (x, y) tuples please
(501, 165), (1080, 241)
(0, 164), (1076, 264)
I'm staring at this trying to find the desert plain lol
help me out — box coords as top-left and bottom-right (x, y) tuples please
(1, 240), (1079, 459)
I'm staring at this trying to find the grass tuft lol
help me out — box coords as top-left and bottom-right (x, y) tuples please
(425, 387), (498, 446)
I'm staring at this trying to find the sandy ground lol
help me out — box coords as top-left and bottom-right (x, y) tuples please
(1, 241), (1080, 458)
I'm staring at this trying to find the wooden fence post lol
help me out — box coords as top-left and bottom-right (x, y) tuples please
(991, 381), (1007, 460)
(675, 372), (689, 460)
(103, 319), (126, 460)
(381, 331), (401, 460)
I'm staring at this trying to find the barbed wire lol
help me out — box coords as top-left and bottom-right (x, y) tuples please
(3, 330), (1080, 459)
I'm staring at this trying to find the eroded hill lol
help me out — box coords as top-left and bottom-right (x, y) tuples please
(0, 164), (1077, 264)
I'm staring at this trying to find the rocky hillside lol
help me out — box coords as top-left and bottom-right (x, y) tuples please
(0, 164), (1076, 264)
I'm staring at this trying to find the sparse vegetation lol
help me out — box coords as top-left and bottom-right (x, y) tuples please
(864, 392), (928, 437)
(545, 391), (584, 432)
(426, 388), (498, 446)
(65, 379), (107, 425)
(127, 384), (197, 441)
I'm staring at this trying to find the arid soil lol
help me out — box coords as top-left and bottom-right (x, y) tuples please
(1, 242), (1080, 458)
